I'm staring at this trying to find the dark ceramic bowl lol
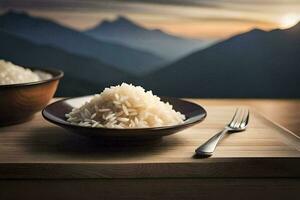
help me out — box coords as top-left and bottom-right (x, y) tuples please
(42, 96), (207, 141)
(0, 67), (63, 126)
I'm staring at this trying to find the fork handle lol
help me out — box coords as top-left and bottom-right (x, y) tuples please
(195, 128), (228, 157)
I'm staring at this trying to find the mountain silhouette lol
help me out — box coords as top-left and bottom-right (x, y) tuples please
(140, 23), (300, 98)
(0, 29), (132, 96)
(1, 10), (299, 98)
(85, 16), (213, 60)
(0, 11), (165, 76)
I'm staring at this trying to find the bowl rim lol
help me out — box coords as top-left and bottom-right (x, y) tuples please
(0, 66), (64, 89)
(42, 96), (207, 131)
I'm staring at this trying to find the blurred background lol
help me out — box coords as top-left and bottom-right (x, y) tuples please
(0, 0), (299, 98)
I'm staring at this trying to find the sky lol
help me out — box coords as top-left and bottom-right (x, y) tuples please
(1, 0), (300, 39)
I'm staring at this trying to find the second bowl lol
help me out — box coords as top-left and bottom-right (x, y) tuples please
(0, 67), (63, 126)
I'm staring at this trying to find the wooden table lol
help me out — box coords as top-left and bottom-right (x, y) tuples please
(0, 99), (299, 200)
(194, 99), (300, 136)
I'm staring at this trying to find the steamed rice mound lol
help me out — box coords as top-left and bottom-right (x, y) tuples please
(0, 60), (41, 85)
(66, 83), (186, 128)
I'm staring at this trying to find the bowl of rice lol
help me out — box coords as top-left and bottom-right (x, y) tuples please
(0, 60), (63, 126)
(43, 83), (206, 141)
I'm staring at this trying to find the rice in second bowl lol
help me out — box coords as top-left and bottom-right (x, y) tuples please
(66, 83), (186, 128)
(0, 60), (52, 85)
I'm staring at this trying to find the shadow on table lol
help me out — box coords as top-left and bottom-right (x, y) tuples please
(24, 126), (182, 160)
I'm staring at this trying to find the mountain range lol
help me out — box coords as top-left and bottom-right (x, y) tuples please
(140, 23), (300, 98)
(85, 16), (212, 60)
(0, 11), (166, 76)
(0, 29), (131, 96)
(0, 10), (300, 98)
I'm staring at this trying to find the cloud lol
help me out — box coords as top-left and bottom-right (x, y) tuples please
(0, 0), (284, 39)
(2, 0), (298, 10)
(121, 0), (300, 6)
(1, 0), (297, 28)
(2, 0), (299, 16)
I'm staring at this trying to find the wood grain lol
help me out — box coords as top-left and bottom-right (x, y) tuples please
(0, 101), (299, 179)
(1, 179), (300, 200)
(193, 99), (300, 136)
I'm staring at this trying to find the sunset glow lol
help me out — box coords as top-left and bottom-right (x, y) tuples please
(279, 14), (300, 29)
(1, 0), (300, 39)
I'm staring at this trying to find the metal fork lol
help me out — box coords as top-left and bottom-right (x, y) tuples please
(195, 108), (250, 157)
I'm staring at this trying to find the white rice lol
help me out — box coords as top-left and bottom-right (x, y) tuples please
(66, 83), (186, 128)
(0, 60), (52, 85)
